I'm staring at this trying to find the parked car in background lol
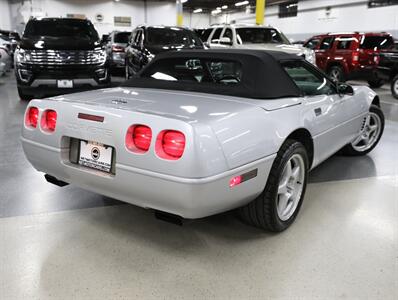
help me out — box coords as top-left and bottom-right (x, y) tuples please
(125, 25), (204, 79)
(200, 24), (316, 65)
(377, 49), (398, 99)
(304, 32), (395, 87)
(105, 31), (130, 73)
(0, 30), (20, 66)
(15, 17), (110, 100)
(0, 37), (12, 73)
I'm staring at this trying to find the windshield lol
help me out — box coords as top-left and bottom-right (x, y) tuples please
(24, 19), (99, 40)
(114, 32), (130, 43)
(360, 36), (394, 50)
(236, 28), (290, 45)
(146, 27), (203, 48)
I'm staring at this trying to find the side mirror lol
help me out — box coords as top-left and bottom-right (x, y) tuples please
(337, 83), (354, 96)
(219, 37), (232, 46)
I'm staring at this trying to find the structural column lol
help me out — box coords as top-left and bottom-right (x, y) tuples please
(255, 0), (266, 25)
(176, 0), (183, 26)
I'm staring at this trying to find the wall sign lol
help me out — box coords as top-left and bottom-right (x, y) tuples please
(114, 16), (131, 27)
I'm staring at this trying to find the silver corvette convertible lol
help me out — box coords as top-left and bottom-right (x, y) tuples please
(21, 50), (384, 231)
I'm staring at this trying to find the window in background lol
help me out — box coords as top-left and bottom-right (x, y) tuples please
(368, 0), (398, 8)
(336, 39), (353, 50)
(279, 1), (298, 18)
(319, 37), (335, 50)
(114, 16), (131, 27)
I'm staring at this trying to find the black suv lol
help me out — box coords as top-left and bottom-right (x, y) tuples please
(377, 47), (398, 99)
(125, 26), (203, 79)
(15, 18), (110, 100)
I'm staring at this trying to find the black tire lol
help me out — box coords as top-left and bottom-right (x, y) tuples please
(328, 65), (345, 83)
(341, 105), (384, 156)
(391, 75), (398, 100)
(367, 79), (384, 89)
(18, 87), (33, 101)
(239, 140), (309, 232)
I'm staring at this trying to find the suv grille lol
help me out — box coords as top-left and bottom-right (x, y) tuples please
(25, 49), (106, 65)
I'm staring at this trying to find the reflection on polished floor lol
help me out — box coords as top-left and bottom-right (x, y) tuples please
(0, 73), (397, 299)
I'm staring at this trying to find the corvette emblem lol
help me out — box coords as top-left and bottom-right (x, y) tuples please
(91, 147), (100, 160)
(111, 99), (128, 104)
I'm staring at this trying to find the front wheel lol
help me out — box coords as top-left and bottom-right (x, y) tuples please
(368, 79), (384, 89)
(391, 75), (398, 99)
(342, 105), (384, 156)
(18, 87), (33, 101)
(328, 66), (345, 83)
(239, 140), (309, 232)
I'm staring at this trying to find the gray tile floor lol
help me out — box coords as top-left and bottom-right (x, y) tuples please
(0, 72), (397, 299)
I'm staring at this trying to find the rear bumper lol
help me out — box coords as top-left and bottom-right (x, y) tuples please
(21, 137), (275, 219)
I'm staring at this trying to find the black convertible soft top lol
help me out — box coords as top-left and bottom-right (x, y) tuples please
(122, 49), (303, 99)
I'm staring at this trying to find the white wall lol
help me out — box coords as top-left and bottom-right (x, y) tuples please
(183, 12), (211, 28)
(8, 0), (191, 35)
(215, 0), (398, 41)
(0, 0), (11, 30)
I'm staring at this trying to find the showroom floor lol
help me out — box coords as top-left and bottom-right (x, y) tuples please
(0, 73), (397, 299)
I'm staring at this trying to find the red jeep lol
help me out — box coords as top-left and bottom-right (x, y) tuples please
(304, 32), (395, 88)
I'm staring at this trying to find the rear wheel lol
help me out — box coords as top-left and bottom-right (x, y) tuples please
(391, 75), (398, 99)
(239, 140), (309, 232)
(341, 105), (384, 156)
(328, 66), (345, 82)
(368, 79), (384, 89)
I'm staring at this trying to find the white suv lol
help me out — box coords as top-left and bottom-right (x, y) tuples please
(201, 24), (316, 65)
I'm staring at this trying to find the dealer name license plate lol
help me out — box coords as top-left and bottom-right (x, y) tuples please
(57, 79), (73, 88)
(78, 141), (113, 173)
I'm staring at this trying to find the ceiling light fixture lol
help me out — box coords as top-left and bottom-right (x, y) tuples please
(235, 1), (249, 7)
(222, 5), (228, 9)
(193, 8), (203, 13)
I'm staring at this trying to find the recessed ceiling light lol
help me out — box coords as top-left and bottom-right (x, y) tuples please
(235, 1), (249, 7)
(193, 8), (203, 13)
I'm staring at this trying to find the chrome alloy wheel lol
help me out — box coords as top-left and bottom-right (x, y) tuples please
(277, 154), (306, 221)
(329, 69), (341, 82)
(351, 112), (382, 152)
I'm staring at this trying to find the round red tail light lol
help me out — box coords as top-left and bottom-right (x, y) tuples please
(25, 107), (39, 128)
(157, 130), (185, 160)
(126, 125), (152, 153)
(41, 110), (57, 132)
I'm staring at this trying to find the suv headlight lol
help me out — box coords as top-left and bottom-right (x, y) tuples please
(94, 47), (107, 65)
(303, 48), (316, 65)
(15, 48), (31, 64)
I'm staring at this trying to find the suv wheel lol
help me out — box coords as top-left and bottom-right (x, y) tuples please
(328, 66), (345, 82)
(368, 79), (384, 89)
(391, 75), (398, 99)
(18, 87), (33, 101)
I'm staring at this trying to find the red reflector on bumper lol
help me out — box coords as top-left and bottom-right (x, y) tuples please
(229, 169), (258, 188)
